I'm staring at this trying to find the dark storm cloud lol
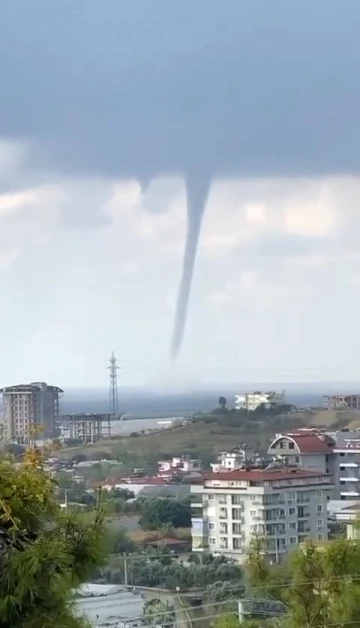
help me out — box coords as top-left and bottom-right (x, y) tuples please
(1, 0), (359, 355)
(1, 0), (360, 180)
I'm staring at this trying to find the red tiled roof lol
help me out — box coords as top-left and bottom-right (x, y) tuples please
(204, 467), (330, 482)
(271, 432), (334, 454)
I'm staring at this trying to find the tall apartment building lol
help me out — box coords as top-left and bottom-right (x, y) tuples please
(191, 467), (333, 563)
(0, 382), (63, 443)
(235, 391), (285, 412)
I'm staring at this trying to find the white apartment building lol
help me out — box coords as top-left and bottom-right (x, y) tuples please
(235, 391), (285, 412)
(191, 467), (333, 563)
(0, 382), (63, 443)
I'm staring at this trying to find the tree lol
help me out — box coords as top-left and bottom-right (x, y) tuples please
(0, 451), (107, 628)
(246, 538), (360, 628)
(108, 527), (137, 554)
(218, 396), (227, 411)
(139, 497), (191, 530)
(143, 599), (175, 628)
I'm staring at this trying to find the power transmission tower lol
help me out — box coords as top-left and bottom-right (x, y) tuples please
(108, 352), (119, 417)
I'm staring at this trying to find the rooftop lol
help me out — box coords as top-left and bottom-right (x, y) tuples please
(269, 431), (335, 454)
(204, 467), (330, 482)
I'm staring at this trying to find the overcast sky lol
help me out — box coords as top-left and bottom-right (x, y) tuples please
(0, 0), (360, 388)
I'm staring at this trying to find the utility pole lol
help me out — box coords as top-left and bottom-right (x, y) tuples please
(108, 352), (120, 417)
(123, 553), (128, 586)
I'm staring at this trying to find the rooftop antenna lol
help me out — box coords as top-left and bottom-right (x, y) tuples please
(108, 352), (120, 417)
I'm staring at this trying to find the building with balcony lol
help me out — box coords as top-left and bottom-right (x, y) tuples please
(191, 467), (333, 563)
(327, 431), (360, 500)
(0, 382), (63, 443)
(235, 391), (285, 412)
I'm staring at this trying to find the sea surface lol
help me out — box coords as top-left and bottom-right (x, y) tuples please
(61, 386), (330, 419)
(57, 384), (349, 437)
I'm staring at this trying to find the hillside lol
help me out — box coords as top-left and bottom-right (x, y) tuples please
(61, 412), (309, 465)
(60, 407), (360, 467)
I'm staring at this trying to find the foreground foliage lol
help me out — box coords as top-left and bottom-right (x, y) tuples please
(0, 452), (107, 628)
(244, 538), (360, 628)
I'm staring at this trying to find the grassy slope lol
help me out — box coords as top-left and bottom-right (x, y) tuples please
(62, 416), (304, 460)
(61, 409), (360, 461)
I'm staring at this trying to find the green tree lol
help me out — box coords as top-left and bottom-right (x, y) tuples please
(108, 527), (137, 554)
(246, 538), (360, 628)
(143, 598), (175, 628)
(139, 497), (191, 530)
(0, 452), (107, 628)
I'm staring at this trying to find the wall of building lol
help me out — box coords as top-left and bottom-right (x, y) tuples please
(191, 480), (330, 563)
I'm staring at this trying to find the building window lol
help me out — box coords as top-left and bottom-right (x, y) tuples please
(290, 537), (297, 544)
(209, 523), (215, 530)
(289, 442), (295, 449)
(250, 510), (256, 517)
(208, 494), (215, 500)
(289, 508), (296, 515)
(209, 537), (216, 545)
(317, 505), (323, 513)
(316, 490), (322, 497)
(289, 522), (296, 530)
(340, 453), (345, 457)
(317, 519), (323, 528)
(318, 534), (323, 541)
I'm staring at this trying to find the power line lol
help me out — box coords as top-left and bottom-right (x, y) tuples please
(103, 578), (360, 627)
(110, 536), (360, 563)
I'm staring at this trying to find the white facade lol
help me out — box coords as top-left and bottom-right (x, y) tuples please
(235, 391), (285, 412)
(330, 433), (360, 500)
(211, 449), (251, 473)
(158, 456), (201, 474)
(191, 468), (333, 563)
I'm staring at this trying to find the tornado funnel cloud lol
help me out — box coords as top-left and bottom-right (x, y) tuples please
(170, 173), (211, 361)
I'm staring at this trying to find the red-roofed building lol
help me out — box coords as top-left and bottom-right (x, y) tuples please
(191, 465), (333, 564)
(267, 430), (336, 494)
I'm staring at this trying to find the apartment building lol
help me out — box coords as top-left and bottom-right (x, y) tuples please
(235, 391), (285, 412)
(191, 467), (333, 563)
(328, 431), (360, 500)
(268, 430), (336, 472)
(268, 429), (360, 502)
(0, 382), (63, 443)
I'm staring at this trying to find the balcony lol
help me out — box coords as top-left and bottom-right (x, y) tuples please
(219, 508), (228, 520)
